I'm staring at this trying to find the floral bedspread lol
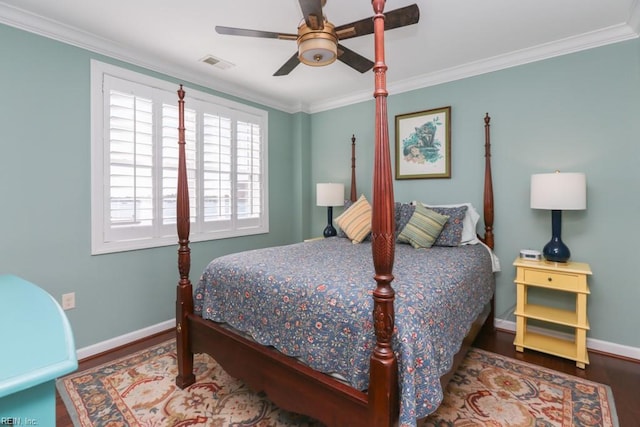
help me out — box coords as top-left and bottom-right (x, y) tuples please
(194, 237), (495, 426)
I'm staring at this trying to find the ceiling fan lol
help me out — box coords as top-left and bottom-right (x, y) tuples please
(215, 0), (420, 76)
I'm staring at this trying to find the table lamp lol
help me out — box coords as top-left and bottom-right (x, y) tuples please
(316, 183), (344, 237)
(530, 171), (586, 263)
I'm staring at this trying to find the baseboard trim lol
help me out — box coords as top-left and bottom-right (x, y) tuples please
(494, 319), (640, 362)
(76, 318), (639, 363)
(76, 319), (175, 360)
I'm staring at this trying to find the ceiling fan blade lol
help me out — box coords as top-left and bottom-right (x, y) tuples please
(216, 26), (297, 41)
(337, 44), (374, 74)
(334, 4), (419, 41)
(273, 52), (301, 76)
(298, 0), (325, 30)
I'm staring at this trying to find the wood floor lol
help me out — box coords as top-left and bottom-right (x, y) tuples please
(56, 326), (640, 426)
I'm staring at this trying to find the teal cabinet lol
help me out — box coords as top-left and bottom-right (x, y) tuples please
(0, 275), (77, 425)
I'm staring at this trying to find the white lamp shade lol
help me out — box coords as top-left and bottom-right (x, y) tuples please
(316, 183), (344, 207)
(530, 172), (586, 210)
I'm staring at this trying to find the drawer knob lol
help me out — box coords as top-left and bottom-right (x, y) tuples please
(547, 277), (553, 282)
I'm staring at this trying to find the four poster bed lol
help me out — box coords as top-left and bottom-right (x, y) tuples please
(175, 1), (496, 426)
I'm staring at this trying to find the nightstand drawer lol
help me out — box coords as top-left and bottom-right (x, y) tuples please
(522, 269), (580, 291)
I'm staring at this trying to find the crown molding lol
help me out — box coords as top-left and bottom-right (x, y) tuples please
(2, 1), (639, 115)
(0, 2), (301, 113)
(308, 22), (639, 113)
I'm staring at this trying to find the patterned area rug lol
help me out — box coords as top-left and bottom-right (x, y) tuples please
(422, 348), (618, 427)
(57, 340), (618, 427)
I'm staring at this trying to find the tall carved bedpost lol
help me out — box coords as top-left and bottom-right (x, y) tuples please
(175, 85), (196, 388)
(483, 113), (494, 250)
(351, 134), (358, 202)
(483, 113), (496, 331)
(369, 1), (399, 426)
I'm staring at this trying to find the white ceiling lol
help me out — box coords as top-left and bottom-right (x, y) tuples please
(1, 0), (639, 113)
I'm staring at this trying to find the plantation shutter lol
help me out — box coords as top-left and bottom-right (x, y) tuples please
(103, 77), (155, 242)
(92, 61), (268, 254)
(236, 118), (263, 229)
(201, 112), (233, 231)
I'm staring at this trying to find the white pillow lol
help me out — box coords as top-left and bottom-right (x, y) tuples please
(422, 202), (481, 245)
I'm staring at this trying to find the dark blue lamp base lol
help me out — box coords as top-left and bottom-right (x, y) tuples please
(323, 206), (337, 237)
(543, 210), (570, 263)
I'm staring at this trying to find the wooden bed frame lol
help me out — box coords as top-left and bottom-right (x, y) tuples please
(175, 1), (495, 425)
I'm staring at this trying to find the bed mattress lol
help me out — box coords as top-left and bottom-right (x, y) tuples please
(194, 237), (494, 425)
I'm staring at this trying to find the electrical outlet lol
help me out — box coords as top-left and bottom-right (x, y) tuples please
(62, 292), (76, 310)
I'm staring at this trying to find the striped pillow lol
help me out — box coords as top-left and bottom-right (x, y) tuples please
(335, 194), (372, 243)
(397, 203), (449, 249)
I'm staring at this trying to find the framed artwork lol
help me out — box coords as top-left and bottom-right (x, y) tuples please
(395, 106), (451, 179)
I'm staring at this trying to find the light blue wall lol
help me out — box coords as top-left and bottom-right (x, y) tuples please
(0, 23), (305, 348)
(309, 39), (640, 348)
(2, 20), (639, 352)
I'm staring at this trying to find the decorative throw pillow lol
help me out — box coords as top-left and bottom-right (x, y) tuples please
(397, 204), (449, 249)
(428, 205), (468, 246)
(394, 202), (416, 240)
(337, 199), (354, 238)
(335, 194), (372, 243)
(424, 202), (481, 245)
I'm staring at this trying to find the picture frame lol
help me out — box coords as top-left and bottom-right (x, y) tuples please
(395, 106), (451, 179)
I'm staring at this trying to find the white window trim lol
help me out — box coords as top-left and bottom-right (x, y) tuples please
(90, 60), (269, 255)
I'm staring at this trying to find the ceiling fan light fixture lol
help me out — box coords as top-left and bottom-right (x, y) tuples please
(297, 22), (337, 67)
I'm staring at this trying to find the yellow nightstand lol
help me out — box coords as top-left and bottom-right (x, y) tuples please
(513, 257), (592, 368)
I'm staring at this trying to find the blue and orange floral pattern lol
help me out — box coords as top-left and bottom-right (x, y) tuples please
(423, 348), (618, 426)
(194, 238), (494, 427)
(57, 341), (322, 426)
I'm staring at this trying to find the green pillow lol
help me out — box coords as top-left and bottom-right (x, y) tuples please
(397, 204), (449, 249)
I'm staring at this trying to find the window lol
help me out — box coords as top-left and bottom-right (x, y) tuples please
(91, 61), (268, 254)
